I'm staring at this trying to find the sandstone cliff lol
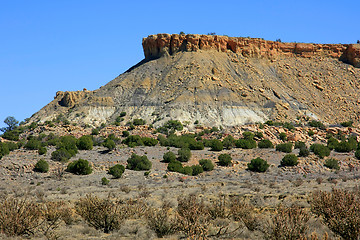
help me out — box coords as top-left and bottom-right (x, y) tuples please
(29, 34), (360, 127)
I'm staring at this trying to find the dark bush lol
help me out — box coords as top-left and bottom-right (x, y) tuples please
(177, 148), (191, 162)
(5, 142), (19, 152)
(126, 154), (152, 171)
(308, 120), (325, 130)
(327, 137), (339, 150)
(102, 138), (116, 151)
(276, 143), (293, 153)
(255, 131), (263, 139)
(0, 142), (10, 160)
(281, 154), (298, 166)
(308, 130), (315, 136)
(163, 151), (176, 163)
(324, 158), (340, 170)
(279, 132), (287, 141)
(108, 164), (125, 178)
(247, 157), (269, 172)
(122, 135), (143, 147)
(77, 135), (93, 150)
(191, 165), (204, 176)
(294, 141), (306, 149)
(167, 160), (183, 172)
(258, 139), (274, 148)
(298, 147), (310, 157)
(66, 159), (92, 175)
(335, 141), (353, 153)
(355, 149), (360, 160)
(340, 121), (353, 127)
(51, 148), (72, 162)
(242, 131), (254, 140)
(91, 128), (99, 135)
(24, 139), (41, 150)
(163, 120), (183, 131)
(58, 135), (78, 157)
(188, 140), (204, 150)
(34, 159), (49, 173)
(222, 135), (235, 150)
(235, 139), (257, 149)
(283, 122), (295, 131)
(142, 137), (158, 146)
(122, 131), (130, 137)
(101, 177), (109, 185)
(218, 154), (232, 166)
(181, 166), (193, 176)
(310, 144), (331, 158)
(199, 159), (214, 171)
(132, 119), (146, 126)
(120, 111), (126, 117)
(209, 139), (223, 151)
(38, 146), (47, 155)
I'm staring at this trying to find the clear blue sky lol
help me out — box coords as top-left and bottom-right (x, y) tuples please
(1, 0), (359, 128)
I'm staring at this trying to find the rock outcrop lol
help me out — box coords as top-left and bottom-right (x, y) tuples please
(142, 34), (360, 68)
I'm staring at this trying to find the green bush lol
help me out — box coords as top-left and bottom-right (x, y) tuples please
(218, 154), (232, 166)
(281, 154), (298, 166)
(5, 142), (19, 152)
(24, 139), (41, 150)
(51, 148), (72, 162)
(247, 157), (269, 172)
(258, 139), (274, 148)
(209, 139), (223, 151)
(103, 139), (116, 151)
(310, 144), (331, 158)
(327, 137), (339, 150)
(283, 122), (295, 131)
(191, 165), (204, 176)
(108, 164), (125, 178)
(335, 141), (353, 153)
(66, 159), (92, 175)
(77, 135), (93, 150)
(132, 119), (146, 126)
(122, 135), (143, 147)
(34, 159), (49, 173)
(163, 151), (176, 163)
(294, 141), (306, 149)
(356, 149), (360, 160)
(91, 128), (99, 135)
(0, 142), (10, 160)
(242, 131), (254, 140)
(276, 143), (293, 153)
(122, 131), (130, 137)
(324, 158), (340, 170)
(163, 120), (183, 131)
(142, 137), (158, 146)
(167, 160), (183, 172)
(235, 139), (257, 149)
(199, 159), (214, 171)
(279, 132), (287, 141)
(308, 120), (325, 130)
(58, 135), (78, 157)
(120, 111), (126, 117)
(298, 147), (310, 157)
(188, 140), (204, 150)
(126, 154), (152, 171)
(101, 177), (109, 185)
(38, 146), (47, 155)
(222, 135), (235, 150)
(177, 148), (191, 162)
(340, 121), (353, 127)
(181, 166), (193, 176)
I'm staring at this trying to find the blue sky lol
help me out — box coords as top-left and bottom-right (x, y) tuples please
(1, 0), (359, 129)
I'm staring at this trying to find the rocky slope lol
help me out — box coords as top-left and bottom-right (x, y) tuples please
(29, 34), (360, 127)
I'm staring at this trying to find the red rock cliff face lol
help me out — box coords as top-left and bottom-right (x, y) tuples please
(142, 34), (360, 67)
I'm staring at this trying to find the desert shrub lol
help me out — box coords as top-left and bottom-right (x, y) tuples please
(258, 139), (274, 148)
(308, 120), (326, 130)
(91, 128), (99, 135)
(142, 137), (158, 146)
(327, 137), (339, 150)
(355, 149), (360, 159)
(38, 146), (47, 155)
(191, 165), (204, 176)
(335, 141), (353, 153)
(24, 139), (41, 150)
(58, 135), (78, 156)
(324, 158), (340, 170)
(182, 166), (193, 176)
(242, 131), (254, 140)
(188, 140), (204, 150)
(163, 151), (176, 163)
(0, 142), (10, 160)
(281, 154), (298, 166)
(146, 201), (176, 238)
(310, 144), (331, 158)
(108, 164), (125, 178)
(0, 197), (42, 237)
(66, 159), (92, 175)
(51, 148), (72, 162)
(122, 130), (129, 137)
(122, 135), (143, 147)
(126, 154), (152, 171)
(279, 132), (287, 141)
(308, 130), (315, 136)
(311, 189), (360, 240)
(101, 177), (109, 185)
(103, 138), (116, 151)
(340, 120), (353, 127)
(247, 157), (269, 172)
(163, 120), (183, 131)
(132, 118), (146, 126)
(177, 148), (191, 162)
(276, 143), (293, 153)
(267, 205), (310, 240)
(294, 141), (306, 149)
(298, 147), (310, 157)
(75, 195), (123, 233)
(283, 122), (295, 131)
(5, 141), (19, 152)
(1, 129), (21, 141)
(222, 135), (235, 149)
(199, 159), (214, 171)
(218, 154), (232, 166)
(119, 111), (126, 117)
(210, 139), (223, 151)
(34, 159), (49, 173)
(167, 160), (183, 172)
(348, 136), (357, 150)
(255, 131), (264, 139)
(235, 138), (257, 149)
(77, 135), (93, 150)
